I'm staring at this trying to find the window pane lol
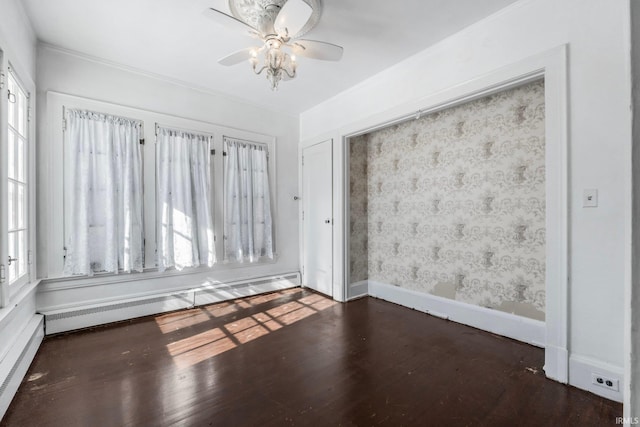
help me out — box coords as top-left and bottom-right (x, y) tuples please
(18, 92), (27, 136)
(7, 232), (16, 283)
(7, 79), (16, 129)
(17, 230), (27, 278)
(17, 136), (25, 181)
(7, 130), (15, 180)
(8, 181), (15, 230)
(17, 184), (25, 229)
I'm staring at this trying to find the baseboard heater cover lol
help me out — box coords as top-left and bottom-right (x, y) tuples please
(45, 294), (191, 322)
(194, 275), (300, 306)
(0, 316), (44, 420)
(41, 273), (300, 335)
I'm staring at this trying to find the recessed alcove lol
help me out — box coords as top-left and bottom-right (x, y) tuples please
(347, 79), (546, 322)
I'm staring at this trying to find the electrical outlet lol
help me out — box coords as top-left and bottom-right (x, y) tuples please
(591, 373), (619, 391)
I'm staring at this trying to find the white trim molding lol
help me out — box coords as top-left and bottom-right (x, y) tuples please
(347, 280), (368, 301)
(0, 280), (43, 420)
(368, 281), (546, 348)
(38, 43), (298, 119)
(541, 45), (570, 385)
(39, 272), (300, 335)
(0, 315), (43, 420)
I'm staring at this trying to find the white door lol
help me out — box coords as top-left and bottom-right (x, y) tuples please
(302, 140), (333, 296)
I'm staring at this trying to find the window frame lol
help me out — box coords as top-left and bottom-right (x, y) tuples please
(6, 65), (30, 291)
(0, 57), (36, 307)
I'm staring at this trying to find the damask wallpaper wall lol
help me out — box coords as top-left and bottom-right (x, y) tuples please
(349, 80), (546, 321)
(349, 134), (369, 284)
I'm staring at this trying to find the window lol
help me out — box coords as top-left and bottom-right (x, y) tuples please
(223, 137), (274, 262)
(48, 92), (277, 278)
(63, 109), (144, 276)
(156, 125), (216, 271)
(6, 67), (30, 291)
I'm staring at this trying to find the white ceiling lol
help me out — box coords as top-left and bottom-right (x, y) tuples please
(22, 0), (517, 115)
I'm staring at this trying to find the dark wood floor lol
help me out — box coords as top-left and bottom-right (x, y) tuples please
(2, 288), (621, 426)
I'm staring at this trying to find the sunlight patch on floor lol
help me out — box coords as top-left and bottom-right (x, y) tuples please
(164, 291), (336, 369)
(154, 289), (306, 334)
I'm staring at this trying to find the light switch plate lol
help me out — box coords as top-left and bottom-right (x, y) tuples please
(583, 189), (598, 207)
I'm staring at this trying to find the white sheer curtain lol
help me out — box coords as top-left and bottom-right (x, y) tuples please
(223, 137), (273, 263)
(64, 110), (144, 276)
(156, 126), (215, 271)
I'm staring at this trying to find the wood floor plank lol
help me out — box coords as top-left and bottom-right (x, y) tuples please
(1, 288), (621, 426)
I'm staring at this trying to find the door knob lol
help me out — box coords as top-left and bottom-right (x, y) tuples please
(325, 219), (331, 224)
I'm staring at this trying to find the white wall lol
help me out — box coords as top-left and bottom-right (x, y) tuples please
(301, 0), (631, 396)
(0, 0), (37, 79)
(36, 45), (300, 310)
(628, 0), (640, 418)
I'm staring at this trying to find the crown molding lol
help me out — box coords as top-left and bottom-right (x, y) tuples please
(38, 42), (299, 119)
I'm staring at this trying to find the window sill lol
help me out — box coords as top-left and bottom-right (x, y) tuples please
(0, 279), (40, 329)
(40, 255), (280, 291)
(9, 275), (33, 301)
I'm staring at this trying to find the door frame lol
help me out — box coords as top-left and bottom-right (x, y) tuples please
(300, 139), (334, 296)
(338, 46), (569, 383)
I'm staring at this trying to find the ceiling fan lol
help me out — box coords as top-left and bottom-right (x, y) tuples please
(204, 0), (344, 90)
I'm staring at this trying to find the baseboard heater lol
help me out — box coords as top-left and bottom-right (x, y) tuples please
(40, 272), (300, 335)
(0, 316), (44, 420)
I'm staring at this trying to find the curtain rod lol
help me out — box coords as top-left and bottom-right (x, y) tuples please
(155, 123), (214, 140)
(223, 136), (268, 148)
(65, 107), (143, 127)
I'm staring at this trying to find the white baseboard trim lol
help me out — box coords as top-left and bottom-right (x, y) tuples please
(40, 272), (300, 335)
(0, 315), (44, 420)
(569, 354), (624, 403)
(347, 280), (369, 301)
(545, 344), (569, 384)
(368, 281), (545, 348)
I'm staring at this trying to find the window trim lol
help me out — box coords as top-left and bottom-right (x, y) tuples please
(1, 57), (36, 307)
(45, 91), (277, 280)
(7, 65), (30, 292)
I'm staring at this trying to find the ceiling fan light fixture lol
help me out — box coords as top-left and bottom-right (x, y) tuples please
(254, 44), (296, 91)
(207, 0), (342, 91)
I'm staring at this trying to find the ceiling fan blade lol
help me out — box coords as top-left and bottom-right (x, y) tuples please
(203, 8), (259, 36)
(218, 48), (257, 66)
(290, 40), (344, 61)
(274, 0), (313, 38)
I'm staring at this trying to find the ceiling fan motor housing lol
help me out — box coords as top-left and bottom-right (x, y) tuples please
(228, 0), (322, 38)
